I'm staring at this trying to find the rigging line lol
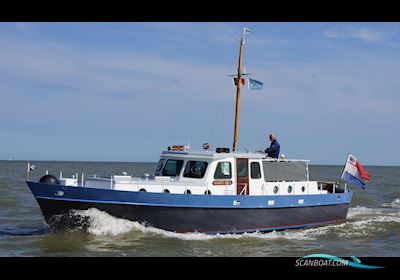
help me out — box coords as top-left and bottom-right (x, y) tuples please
(209, 81), (226, 145)
(210, 79), (234, 148)
(209, 52), (240, 149)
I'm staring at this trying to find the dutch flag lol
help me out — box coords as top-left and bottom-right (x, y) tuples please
(341, 154), (371, 189)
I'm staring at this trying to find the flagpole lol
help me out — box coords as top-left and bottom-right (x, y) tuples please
(340, 153), (350, 192)
(340, 153), (350, 178)
(26, 161), (30, 181)
(232, 36), (244, 152)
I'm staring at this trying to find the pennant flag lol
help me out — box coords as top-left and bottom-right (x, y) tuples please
(341, 154), (371, 189)
(248, 78), (263, 90)
(244, 27), (252, 35)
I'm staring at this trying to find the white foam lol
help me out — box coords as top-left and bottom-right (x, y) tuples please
(255, 227), (328, 240)
(335, 206), (400, 238)
(347, 206), (385, 218)
(382, 198), (400, 209)
(72, 208), (212, 239)
(338, 214), (400, 238)
(75, 208), (141, 236)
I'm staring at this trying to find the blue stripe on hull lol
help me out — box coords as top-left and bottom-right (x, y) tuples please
(26, 181), (352, 209)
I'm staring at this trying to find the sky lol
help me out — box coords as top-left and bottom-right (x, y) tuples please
(0, 22), (400, 165)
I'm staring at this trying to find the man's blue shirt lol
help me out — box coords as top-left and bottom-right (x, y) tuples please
(265, 140), (280, 159)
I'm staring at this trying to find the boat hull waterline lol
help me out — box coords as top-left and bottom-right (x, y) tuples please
(27, 181), (352, 234)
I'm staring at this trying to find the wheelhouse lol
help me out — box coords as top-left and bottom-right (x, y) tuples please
(144, 150), (320, 196)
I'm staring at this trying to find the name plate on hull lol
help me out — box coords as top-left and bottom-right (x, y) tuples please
(212, 180), (233, 185)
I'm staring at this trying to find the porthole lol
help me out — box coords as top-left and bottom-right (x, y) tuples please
(301, 186), (306, 193)
(273, 186), (279, 194)
(204, 190), (211, 195)
(163, 189), (170, 193)
(139, 188), (147, 192)
(184, 189), (192, 194)
(288, 186), (293, 193)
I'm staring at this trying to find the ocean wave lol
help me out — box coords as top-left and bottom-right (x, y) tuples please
(0, 227), (49, 236)
(73, 208), (213, 240)
(73, 208), (143, 236)
(338, 214), (400, 238)
(347, 206), (387, 218)
(72, 207), (400, 241)
(382, 198), (400, 209)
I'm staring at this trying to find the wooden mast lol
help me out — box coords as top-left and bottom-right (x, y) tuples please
(232, 37), (244, 152)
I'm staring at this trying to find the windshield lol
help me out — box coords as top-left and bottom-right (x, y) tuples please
(154, 159), (166, 176)
(162, 159), (184, 177)
(183, 161), (208, 179)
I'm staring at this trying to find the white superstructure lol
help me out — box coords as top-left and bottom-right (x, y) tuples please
(59, 149), (341, 196)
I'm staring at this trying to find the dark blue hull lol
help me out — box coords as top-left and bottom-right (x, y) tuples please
(27, 181), (352, 234)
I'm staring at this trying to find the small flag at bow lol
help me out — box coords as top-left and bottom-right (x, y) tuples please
(341, 154), (371, 189)
(248, 78), (263, 90)
(27, 162), (35, 172)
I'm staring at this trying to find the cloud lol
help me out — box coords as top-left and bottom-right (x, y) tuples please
(0, 36), (232, 102)
(323, 26), (395, 43)
(247, 54), (400, 123)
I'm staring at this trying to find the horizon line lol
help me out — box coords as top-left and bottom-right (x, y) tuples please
(1, 159), (398, 167)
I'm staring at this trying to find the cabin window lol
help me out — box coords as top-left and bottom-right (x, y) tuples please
(214, 162), (232, 179)
(162, 159), (184, 177)
(183, 161), (208, 179)
(237, 160), (248, 179)
(262, 161), (308, 182)
(250, 162), (262, 179)
(155, 159), (166, 176)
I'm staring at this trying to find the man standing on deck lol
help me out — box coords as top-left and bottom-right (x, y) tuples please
(265, 133), (280, 159)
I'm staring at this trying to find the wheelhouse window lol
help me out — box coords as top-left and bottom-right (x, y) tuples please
(250, 162), (262, 179)
(183, 161), (208, 179)
(237, 159), (248, 179)
(155, 159), (166, 176)
(262, 160), (308, 182)
(162, 159), (184, 177)
(214, 162), (232, 179)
